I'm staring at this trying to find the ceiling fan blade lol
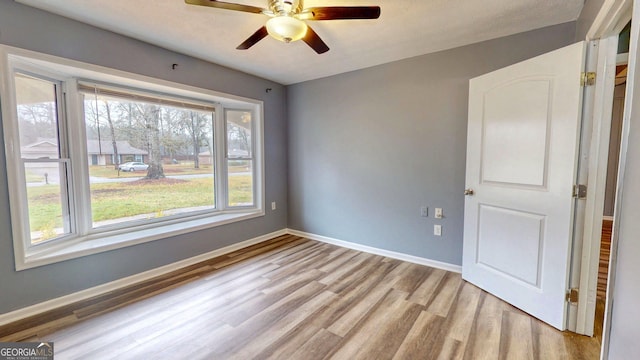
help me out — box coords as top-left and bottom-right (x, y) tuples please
(302, 6), (381, 21)
(185, 0), (265, 14)
(236, 26), (269, 50)
(302, 26), (329, 54)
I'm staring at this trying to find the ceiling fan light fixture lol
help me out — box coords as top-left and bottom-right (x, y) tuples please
(266, 16), (307, 43)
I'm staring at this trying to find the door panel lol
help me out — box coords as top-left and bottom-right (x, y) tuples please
(463, 42), (585, 330)
(477, 205), (545, 287)
(482, 78), (551, 187)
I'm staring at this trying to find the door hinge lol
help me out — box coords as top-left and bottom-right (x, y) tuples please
(566, 288), (579, 303)
(573, 184), (587, 199)
(581, 72), (596, 86)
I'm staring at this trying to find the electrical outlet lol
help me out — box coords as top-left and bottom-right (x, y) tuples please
(420, 206), (428, 217)
(434, 225), (442, 236)
(435, 208), (443, 219)
(271, 201), (276, 210)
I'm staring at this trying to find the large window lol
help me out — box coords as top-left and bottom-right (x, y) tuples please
(2, 49), (264, 269)
(80, 85), (217, 230)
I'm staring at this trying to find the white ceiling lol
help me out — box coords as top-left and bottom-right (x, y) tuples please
(17, 0), (584, 85)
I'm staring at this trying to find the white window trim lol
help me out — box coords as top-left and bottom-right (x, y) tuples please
(0, 45), (265, 271)
(223, 108), (258, 209)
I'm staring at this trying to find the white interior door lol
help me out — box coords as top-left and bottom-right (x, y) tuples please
(463, 42), (586, 330)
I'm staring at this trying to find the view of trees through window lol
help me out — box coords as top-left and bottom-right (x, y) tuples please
(17, 74), (254, 244)
(16, 73), (72, 244)
(225, 109), (254, 207)
(83, 91), (217, 229)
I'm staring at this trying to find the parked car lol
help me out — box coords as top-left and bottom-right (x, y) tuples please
(118, 162), (149, 172)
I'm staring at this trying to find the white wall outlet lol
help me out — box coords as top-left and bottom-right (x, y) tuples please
(435, 208), (443, 219)
(420, 206), (428, 217)
(434, 224), (442, 236)
(271, 201), (276, 210)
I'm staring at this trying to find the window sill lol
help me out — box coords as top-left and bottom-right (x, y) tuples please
(18, 210), (264, 271)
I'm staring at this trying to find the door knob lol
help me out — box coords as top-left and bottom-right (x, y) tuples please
(464, 188), (474, 196)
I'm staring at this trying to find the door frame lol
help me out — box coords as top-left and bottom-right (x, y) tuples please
(576, 0), (634, 357)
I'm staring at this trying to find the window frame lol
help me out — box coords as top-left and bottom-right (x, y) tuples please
(0, 46), (265, 270)
(76, 80), (221, 232)
(223, 108), (257, 209)
(13, 70), (77, 249)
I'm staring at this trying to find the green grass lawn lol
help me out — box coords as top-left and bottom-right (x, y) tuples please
(28, 175), (253, 239)
(90, 177), (216, 222)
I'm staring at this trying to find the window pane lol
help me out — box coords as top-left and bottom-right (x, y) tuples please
(15, 73), (60, 159)
(226, 110), (253, 207)
(228, 160), (253, 206)
(14, 73), (70, 245)
(83, 93), (216, 228)
(25, 161), (71, 244)
(226, 110), (252, 158)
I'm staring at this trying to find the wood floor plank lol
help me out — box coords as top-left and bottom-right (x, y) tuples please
(425, 271), (463, 317)
(598, 220), (613, 300)
(0, 237), (602, 359)
(407, 268), (447, 306)
(0, 314), (77, 343)
(210, 235), (303, 269)
(308, 261), (399, 335)
(562, 330), (603, 360)
(393, 310), (446, 359)
(326, 254), (387, 294)
(253, 323), (324, 360)
(325, 264), (400, 336)
(318, 251), (373, 285)
(422, 278), (479, 359)
(462, 292), (503, 360)
(328, 289), (423, 360)
(317, 248), (360, 273)
(252, 244), (325, 277)
(498, 310), (535, 360)
(393, 263), (432, 294)
(531, 318), (569, 360)
(219, 269), (326, 327)
(208, 282), (332, 357)
(446, 282), (482, 342)
(436, 336), (464, 360)
(227, 289), (336, 359)
(287, 328), (343, 360)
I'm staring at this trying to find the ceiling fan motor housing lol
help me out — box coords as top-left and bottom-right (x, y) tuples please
(268, 0), (303, 16)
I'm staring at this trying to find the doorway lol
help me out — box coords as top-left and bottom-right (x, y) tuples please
(594, 21), (630, 343)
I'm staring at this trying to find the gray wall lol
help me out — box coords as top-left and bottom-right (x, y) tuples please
(0, 1), (287, 314)
(576, 0), (606, 40)
(604, 84), (625, 217)
(287, 23), (577, 266)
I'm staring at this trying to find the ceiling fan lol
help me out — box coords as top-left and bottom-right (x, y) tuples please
(185, 0), (381, 54)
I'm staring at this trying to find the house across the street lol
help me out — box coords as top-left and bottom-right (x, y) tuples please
(85, 140), (147, 166)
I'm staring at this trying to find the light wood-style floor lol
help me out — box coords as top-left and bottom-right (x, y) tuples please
(0, 235), (601, 359)
(594, 219), (613, 344)
(597, 219), (613, 300)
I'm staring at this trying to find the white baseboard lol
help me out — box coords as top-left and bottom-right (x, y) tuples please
(0, 229), (288, 327)
(286, 229), (462, 274)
